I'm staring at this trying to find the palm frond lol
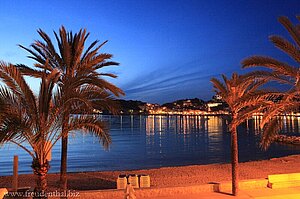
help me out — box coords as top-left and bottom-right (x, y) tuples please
(0, 62), (38, 122)
(261, 117), (282, 150)
(81, 40), (100, 61)
(68, 116), (111, 149)
(270, 35), (300, 64)
(94, 61), (120, 70)
(15, 64), (45, 78)
(19, 45), (46, 66)
(278, 16), (300, 47)
(242, 56), (297, 77)
(210, 77), (228, 97)
(37, 28), (63, 67)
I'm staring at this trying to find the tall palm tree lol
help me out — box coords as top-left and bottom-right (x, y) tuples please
(18, 26), (124, 193)
(211, 73), (268, 196)
(0, 62), (111, 198)
(242, 16), (300, 149)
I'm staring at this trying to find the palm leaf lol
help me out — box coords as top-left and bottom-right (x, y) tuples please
(15, 64), (45, 78)
(278, 16), (300, 47)
(270, 35), (300, 64)
(242, 56), (297, 77)
(68, 116), (111, 149)
(261, 117), (282, 150)
(210, 77), (228, 96)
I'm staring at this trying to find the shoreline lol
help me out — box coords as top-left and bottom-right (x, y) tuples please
(1, 154), (300, 191)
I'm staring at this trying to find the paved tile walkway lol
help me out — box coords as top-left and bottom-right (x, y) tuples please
(143, 187), (300, 199)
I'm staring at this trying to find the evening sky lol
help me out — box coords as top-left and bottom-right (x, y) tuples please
(0, 0), (300, 103)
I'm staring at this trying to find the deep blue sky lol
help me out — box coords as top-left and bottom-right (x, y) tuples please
(0, 0), (299, 104)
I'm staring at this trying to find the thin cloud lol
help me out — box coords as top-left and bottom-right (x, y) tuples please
(125, 73), (218, 96)
(122, 59), (204, 90)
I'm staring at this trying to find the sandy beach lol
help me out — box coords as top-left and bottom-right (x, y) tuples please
(1, 155), (300, 191)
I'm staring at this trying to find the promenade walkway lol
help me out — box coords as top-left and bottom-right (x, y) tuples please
(79, 186), (300, 199)
(148, 187), (300, 199)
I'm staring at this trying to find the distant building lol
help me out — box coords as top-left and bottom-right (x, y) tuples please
(207, 102), (223, 108)
(207, 102), (223, 112)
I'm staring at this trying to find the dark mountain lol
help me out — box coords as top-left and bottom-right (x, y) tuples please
(115, 99), (147, 114)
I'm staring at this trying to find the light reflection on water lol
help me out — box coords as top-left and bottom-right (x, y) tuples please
(1, 115), (300, 176)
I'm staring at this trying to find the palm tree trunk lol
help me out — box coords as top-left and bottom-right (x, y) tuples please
(231, 125), (239, 196)
(60, 114), (69, 198)
(60, 136), (68, 191)
(32, 159), (49, 199)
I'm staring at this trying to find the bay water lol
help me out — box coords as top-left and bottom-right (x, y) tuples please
(1, 115), (300, 176)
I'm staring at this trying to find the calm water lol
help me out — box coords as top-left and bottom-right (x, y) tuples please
(1, 115), (300, 176)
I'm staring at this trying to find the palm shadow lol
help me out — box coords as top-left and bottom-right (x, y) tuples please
(209, 182), (233, 196)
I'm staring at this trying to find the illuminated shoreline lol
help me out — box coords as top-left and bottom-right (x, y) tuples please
(103, 112), (300, 117)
